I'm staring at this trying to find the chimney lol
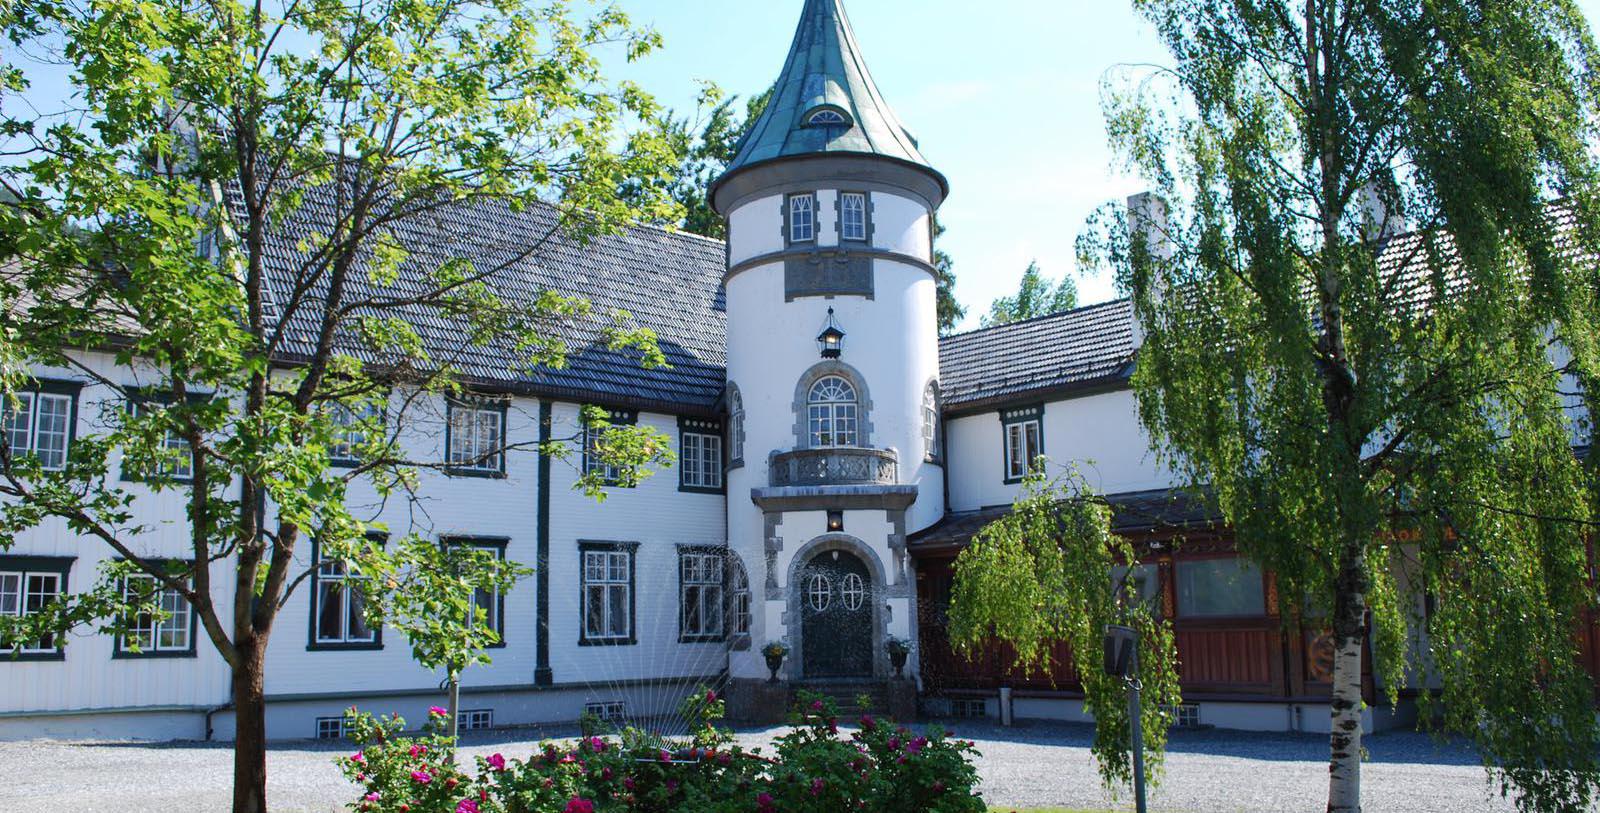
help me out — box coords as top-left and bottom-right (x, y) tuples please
(1126, 192), (1172, 351)
(1356, 180), (1401, 243)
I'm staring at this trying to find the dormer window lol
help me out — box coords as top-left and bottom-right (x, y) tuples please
(788, 194), (816, 243)
(805, 108), (849, 127)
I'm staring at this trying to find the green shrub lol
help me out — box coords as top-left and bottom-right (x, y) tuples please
(338, 689), (985, 812)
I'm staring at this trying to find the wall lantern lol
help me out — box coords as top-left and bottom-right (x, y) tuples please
(817, 308), (845, 359)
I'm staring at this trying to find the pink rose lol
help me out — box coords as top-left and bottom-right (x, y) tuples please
(364, 792), (380, 802)
(810, 700), (824, 712)
(455, 800), (479, 813)
(659, 749), (672, 763)
(588, 736), (607, 752)
(563, 799), (595, 813)
(409, 744), (427, 758)
(810, 778), (826, 796)
(706, 689), (717, 703)
(486, 753), (506, 771)
(351, 752), (366, 765)
(908, 736), (928, 755)
(932, 781), (946, 793)
(410, 770), (432, 784)
(430, 706), (449, 717)
(623, 776), (635, 791)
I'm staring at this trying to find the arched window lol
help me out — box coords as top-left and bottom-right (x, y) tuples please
(806, 109), (848, 127)
(726, 384), (745, 465)
(807, 376), (859, 447)
(728, 557), (751, 640)
(922, 382), (940, 461)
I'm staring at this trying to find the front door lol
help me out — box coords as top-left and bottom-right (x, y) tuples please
(800, 550), (873, 678)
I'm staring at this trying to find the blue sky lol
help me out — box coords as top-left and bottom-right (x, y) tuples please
(613, 0), (1600, 332)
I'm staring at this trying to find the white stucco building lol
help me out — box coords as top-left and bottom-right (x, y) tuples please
(1, 0), (1591, 743)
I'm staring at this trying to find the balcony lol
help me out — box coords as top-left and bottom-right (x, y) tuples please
(768, 447), (898, 488)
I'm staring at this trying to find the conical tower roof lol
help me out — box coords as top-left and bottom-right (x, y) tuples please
(710, 0), (948, 210)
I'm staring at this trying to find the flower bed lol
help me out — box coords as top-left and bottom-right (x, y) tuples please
(340, 689), (985, 812)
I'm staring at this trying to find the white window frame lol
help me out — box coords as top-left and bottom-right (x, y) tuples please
(311, 537), (380, 648)
(446, 400), (506, 475)
(120, 572), (192, 655)
(2, 389), (74, 471)
(679, 550), (724, 642)
(581, 546), (633, 645)
(727, 387), (745, 464)
(728, 558), (751, 640)
(127, 397), (195, 481)
(680, 431), (723, 490)
(840, 192), (868, 242)
(0, 568), (66, 655)
(1004, 418), (1043, 482)
(328, 401), (381, 467)
(789, 194), (816, 243)
(807, 376), (860, 448)
(922, 383), (940, 461)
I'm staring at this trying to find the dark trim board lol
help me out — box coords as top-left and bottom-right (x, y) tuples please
(535, 401), (554, 686)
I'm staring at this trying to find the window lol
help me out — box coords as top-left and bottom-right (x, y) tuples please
(1113, 564), (1162, 615)
(1175, 558), (1265, 617)
(580, 543), (635, 645)
(922, 382), (940, 461)
(458, 709), (494, 731)
(310, 535), (383, 649)
(1, 382), (78, 471)
(679, 418), (724, 492)
(118, 570), (193, 657)
(788, 194), (816, 243)
(445, 538), (507, 645)
(328, 401), (381, 467)
(1001, 405), (1044, 483)
(806, 109), (848, 126)
(446, 398), (506, 476)
(840, 192), (868, 242)
(726, 386), (745, 466)
(0, 557), (72, 659)
(807, 376), (859, 448)
(584, 700), (626, 722)
(582, 409), (638, 486)
(125, 395), (196, 481)
(679, 549), (724, 642)
(315, 717), (349, 740)
(728, 556), (751, 641)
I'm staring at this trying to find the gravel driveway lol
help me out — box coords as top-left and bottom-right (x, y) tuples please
(0, 720), (1521, 812)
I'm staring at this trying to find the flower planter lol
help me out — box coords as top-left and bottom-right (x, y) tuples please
(889, 649), (908, 678)
(765, 653), (785, 683)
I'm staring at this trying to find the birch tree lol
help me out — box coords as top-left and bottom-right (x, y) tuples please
(1082, 1), (1600, 810)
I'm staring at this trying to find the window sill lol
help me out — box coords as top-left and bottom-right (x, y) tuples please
(307, 641), (384, 652)
(1, 650), (64, 662)
(678, 485), (726, 496)
(444, 468), (507, 480)
(578, 637), (637, 647)
(679, 634), (726, 644)
(112, 650), (197, 660)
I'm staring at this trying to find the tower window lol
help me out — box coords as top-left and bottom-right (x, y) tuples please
(788, 194), (816, 243)
(922, 382), (940, 462)
(807, 375), (859, 448)
(840, 192), (868, 242)
(806, 109), (848, 126)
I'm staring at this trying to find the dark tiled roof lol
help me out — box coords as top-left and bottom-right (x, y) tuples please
(936, 300), (1137, 410)
(242, 186), (728, 413)
(908, 488), (1220, 555)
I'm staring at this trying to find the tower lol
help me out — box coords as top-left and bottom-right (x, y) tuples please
(713, 0), (948, 699)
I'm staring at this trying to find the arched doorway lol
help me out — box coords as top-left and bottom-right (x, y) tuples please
(800, 549), (873, 678)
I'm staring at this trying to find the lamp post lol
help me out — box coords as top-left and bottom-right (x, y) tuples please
(1104, 624), (1148, 813)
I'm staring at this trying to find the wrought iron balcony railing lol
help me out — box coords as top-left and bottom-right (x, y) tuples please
(768, 446), (898, 488)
